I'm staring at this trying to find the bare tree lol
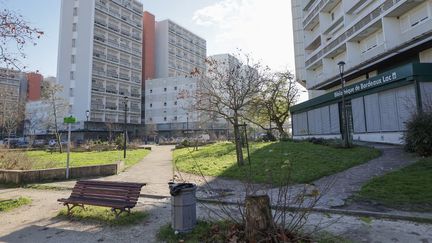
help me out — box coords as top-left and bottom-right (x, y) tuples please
(41, 79), (68, 153)
(193, 53), (268, 166)
(0, 8), (43, 69)
(246, 70), (300, 138)
(0, 89), (25, 147)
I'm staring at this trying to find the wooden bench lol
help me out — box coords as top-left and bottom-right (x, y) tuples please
(58, 180), (146, 218)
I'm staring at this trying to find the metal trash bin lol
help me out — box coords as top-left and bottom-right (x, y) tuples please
(168, 182), (197, 233)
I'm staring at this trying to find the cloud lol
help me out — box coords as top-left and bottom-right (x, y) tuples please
(193, 0), (294, 71)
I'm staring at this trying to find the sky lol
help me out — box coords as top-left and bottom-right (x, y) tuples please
(2, 0), (295, 78)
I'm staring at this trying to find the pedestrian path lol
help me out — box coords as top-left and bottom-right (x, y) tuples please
(38, 145), (175, 197)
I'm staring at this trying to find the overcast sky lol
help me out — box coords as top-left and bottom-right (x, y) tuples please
(2, 0), (295, 77)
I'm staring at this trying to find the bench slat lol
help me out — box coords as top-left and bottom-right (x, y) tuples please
(58, 180), (146, 212)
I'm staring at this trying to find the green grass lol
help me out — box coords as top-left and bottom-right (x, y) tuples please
(0, 197), (32, 212)
(173, 141), (380, 184)
(26, 149), (150, 169)
(57, 206), (148, 226)
(358, 157), (432, 210)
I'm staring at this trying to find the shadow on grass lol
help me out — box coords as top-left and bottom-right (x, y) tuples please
(56, 205), (149, 226)
(175, 141), (381, 185)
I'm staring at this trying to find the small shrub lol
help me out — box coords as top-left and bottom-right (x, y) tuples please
(0, 151), (33, 170)
(115, 134), (125, 149)
(404, 112), (432, 156)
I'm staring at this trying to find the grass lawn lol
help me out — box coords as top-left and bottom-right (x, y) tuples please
(173, 141), (380, 184)
(0, 197), (32, 212)
(57, 206), (148, 226)
(358, 157), (432, 211)
(26, 149), (150, 169)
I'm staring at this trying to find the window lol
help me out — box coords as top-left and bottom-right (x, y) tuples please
(72, 23), (77, 32)
(150, 89), (152, 93)
(71, 55), (75, 64)
(174, 116), (177, 121)
(70, 71), (75, 80)
(164, 102), (167, 106)
(164, 117), (167, 121)
(174, 86), (177, 90)
(72, 39), (76, 47)
(149, 117), (152, 121)
(149, 103), (152, 108)
(174, 101), (177, 105)
(73, 7), (78, 16)
(164, 87), (167, 92)
(69, 88), (74, 97)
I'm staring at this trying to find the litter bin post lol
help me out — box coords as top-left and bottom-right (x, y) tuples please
(169, 182), (197, 233)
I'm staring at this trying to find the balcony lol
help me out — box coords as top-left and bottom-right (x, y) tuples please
(108, 24), (120, 32)
(95, 2), (108, 12)
(92, 68), (105, 77)
(119, 89), (129, 95)
(107, 39), (119, 49)
(95, 18), (107, 27)
(120, 44), (131, 52)
(131, 92), (140, 98)
(105, 103), (117, 110)
(106, 85), (118, 94)
(107, 54), (119, 63)
(91, 103), (104, 111)
(94, 34), (105, 43)
(305, 0), (401, 68)
(91, 83), (105, 92)
(107, 70), (119, 79)
(131, 76), (140, 83)
(119, 73), (130, 81)
(120, 58), (130, 67)
(121, 29), (131, 37)
(93, 51), (106, 60)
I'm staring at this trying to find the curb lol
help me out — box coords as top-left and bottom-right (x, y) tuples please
(196, 198), (432, 224)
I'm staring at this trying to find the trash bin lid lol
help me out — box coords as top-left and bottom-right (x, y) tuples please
(168, 182), (196, 196)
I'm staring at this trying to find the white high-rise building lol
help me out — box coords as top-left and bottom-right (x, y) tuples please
(291, 0), (432, 144)
(57, 0), (143, 128)
(154, 20), (207, 78)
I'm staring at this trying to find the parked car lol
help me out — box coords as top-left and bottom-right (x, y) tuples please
(32, 139), (46, 148)
(16, 141), (29, 148)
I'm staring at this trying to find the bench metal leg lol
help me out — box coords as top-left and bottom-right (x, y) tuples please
(111, 208), (126, 219)
(64, 203), (84, 216)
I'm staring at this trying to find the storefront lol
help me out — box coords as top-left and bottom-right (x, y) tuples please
(291, 63), (432, 144)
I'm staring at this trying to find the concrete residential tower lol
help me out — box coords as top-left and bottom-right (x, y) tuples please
(57, 0), (143, 131)
(143, 18), (209, 136)
(291, 0), (432, 144)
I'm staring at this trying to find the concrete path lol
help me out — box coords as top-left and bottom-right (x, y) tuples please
(39, 145), (175, 197)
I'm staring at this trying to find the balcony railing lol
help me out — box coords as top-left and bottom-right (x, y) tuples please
(119, 73), (130, 81)
(107, 54), (119, 63)
(93, 51), (106, 59)
(107, 70), (119, 78)
(95, 2), (108, 12)
(305, 0), (401, 67)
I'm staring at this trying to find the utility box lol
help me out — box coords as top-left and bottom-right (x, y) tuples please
(168, 182), (197, 233)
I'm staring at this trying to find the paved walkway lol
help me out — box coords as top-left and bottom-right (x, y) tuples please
(40, 145), (175, 197)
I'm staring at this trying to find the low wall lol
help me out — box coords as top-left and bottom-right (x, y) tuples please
(0, 161), (125, 184)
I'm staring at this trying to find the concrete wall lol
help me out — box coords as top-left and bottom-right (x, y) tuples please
(0, 161), (124, 184)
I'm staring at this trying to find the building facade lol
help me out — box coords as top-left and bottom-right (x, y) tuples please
(291, 0), (432, 144)
(57, 0), (143, 130)
(154, 19), (207, 79)
(141, 17), (210, 136)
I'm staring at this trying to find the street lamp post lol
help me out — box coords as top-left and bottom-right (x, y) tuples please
(85, 110), (89, 139)
(123, 96), (128, 159)
(186, 113), (189, 137)
(338, 61), (350, 148)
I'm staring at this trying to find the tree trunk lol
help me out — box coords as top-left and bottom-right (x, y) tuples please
(245, 195), (273, 241)
(275, 121), (287, 139)
(233, 123), (244, 166)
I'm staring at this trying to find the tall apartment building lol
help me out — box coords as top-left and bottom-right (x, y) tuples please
(142, 17), (209, 136)
(57, 0), (143, 131)
(291, 0), (432, 144)
(154, 19), (207, 78)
